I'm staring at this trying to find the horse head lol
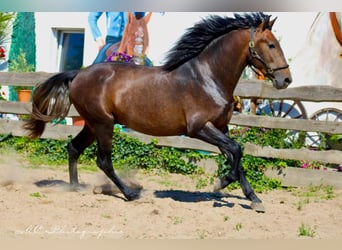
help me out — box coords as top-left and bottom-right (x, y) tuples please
(248, 15), (292, 89)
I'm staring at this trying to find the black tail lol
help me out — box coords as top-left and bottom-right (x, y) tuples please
(23, 70), (80, 138)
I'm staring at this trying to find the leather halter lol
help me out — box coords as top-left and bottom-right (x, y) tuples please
(248, 26), (289, 77)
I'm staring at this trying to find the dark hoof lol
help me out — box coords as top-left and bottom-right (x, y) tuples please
(125, 189), (141, 201)
(251, 202), (266, 213)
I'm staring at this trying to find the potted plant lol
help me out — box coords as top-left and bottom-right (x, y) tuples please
(9, 49), (34, 102)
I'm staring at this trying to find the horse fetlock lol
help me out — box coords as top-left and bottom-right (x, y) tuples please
(213, 176), (234, 192)
(246, 190), (262, 203)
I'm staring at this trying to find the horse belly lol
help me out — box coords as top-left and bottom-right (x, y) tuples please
(114, 93), (187, 136)
(119, 111), (187, 136)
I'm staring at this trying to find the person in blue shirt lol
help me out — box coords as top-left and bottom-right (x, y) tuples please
(88, 12), (145, 64)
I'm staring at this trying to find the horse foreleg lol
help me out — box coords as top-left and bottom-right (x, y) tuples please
(193, 121), (264, 212)
(212, 149), (237, 191)
(67, 125), (95, 190)
(237, 162), (265, 212)
(216, 143), (265, 212)
(95, 123), (141, 201)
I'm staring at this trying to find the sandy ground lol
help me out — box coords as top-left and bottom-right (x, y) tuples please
(0, 156), (342, 239)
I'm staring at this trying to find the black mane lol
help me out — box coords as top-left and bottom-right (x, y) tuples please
(162, 12), (269, 72)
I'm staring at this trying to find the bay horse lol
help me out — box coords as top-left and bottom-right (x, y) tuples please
(24, 13), (292, 212)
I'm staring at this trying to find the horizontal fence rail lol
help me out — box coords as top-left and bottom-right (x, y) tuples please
(0, 72), (341, 165)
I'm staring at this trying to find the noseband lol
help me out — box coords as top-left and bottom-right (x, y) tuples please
(248, 26), (289, 77)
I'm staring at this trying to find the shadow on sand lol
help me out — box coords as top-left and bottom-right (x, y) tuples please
(153, 190), (252, 210)
(33, 179), (252, 210)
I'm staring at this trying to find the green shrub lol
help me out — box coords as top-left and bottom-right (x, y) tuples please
(0, 126), (303, 192)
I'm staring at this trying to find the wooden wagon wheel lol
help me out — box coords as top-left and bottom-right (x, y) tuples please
(306, 108), (342, 149)
(258, 99), (308, 145)
(258, 99), (307, 119)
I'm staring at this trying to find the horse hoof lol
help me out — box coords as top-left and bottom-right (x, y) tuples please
(251, 202), (266, 213)
(69, 184), (84, 192)
(213, 178), (223, 192)
(126, 189), (141, 201)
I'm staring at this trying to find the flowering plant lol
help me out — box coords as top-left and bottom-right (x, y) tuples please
(0, 46), (6, 100)
(106, 51), (133, 63)
(0, 45), (5, 61)
(301, 161), (327, 170)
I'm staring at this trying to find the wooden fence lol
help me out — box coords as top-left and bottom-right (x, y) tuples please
(1, 72), (342, 166)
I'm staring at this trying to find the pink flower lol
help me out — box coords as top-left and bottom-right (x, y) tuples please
(302, 163), (309, 169)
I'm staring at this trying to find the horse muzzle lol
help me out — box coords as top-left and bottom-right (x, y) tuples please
(271, 70), (292, 89)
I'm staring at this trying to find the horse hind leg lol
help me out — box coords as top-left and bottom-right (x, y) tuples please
(67, 125), (95, 190)
(95, 123), (141, 201)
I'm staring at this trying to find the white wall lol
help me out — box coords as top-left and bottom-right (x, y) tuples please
(147, 12), (220, 65)
(34, 12), (318, 70)
(147, 12), (318, 65)
(35, 12), (99, 72)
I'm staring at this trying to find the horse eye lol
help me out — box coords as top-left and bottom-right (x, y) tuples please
(268, 43), (276, 49)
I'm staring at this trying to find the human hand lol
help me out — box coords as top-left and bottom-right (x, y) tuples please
(96, 37), (105, 51)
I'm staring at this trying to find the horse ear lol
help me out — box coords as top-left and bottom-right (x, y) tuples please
(144, 12), (152, 23)
(267, 17), (277, 30)
(260, 15), (271, 31)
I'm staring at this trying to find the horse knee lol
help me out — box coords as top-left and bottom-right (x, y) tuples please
(224, 143), (242, 163)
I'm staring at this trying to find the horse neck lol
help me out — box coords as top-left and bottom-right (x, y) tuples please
(199, 29), (250, 96)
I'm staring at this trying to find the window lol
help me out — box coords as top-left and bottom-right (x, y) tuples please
(56, 30), (84, 71)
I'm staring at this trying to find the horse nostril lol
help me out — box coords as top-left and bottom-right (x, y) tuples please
(284, 77), (292, 86)
(285, 77), (292, 85)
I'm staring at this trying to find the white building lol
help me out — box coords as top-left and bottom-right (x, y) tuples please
(33, 12), (218, 72)
(32, 12), (318, 72)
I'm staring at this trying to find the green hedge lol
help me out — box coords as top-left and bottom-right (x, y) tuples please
(0, 126), (307, 192)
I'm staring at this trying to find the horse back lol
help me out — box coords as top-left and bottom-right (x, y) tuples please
(69, 62), (230, 136)
(69, 63), (184, 134)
